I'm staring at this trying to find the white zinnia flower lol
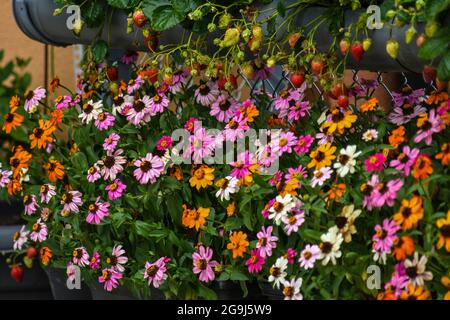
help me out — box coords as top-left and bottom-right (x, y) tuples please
(404, 252), (433, 287)
(319, 227), (343, 265)
(362, 129), (378, 142)
(282, 278), (303, 300)
(333, 145), (361, 177)
(268, 194), (295, 225)
(268, 257), (288, 289)
(79, 100), (103, 124)
(215, 176), (239, 201)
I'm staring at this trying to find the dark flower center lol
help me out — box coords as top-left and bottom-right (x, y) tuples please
(320, 241), (332, 253)
(335, 216), (348, 229)
(146, 265), (159, 276)
(338, 154), (349, 165)
(140, 161), (152, 172)
(33, 128), (44, 138)
(6, 113), (14, 122)
(103, 156), (116, 168)
(440, 224), (450, 237)
(199, 84), (210, 96)
(134, 100), (145, 112)
(83, 103), (93, 114)
(405, 266), (418, 279)
(219, 99), (231, 111)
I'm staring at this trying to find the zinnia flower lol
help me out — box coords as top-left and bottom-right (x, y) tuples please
(393, 196), (424, 230)
(333, 145), (361, 177)
(414, 109), (443, 145)
(40, 184), (56, 204)
(105, 179), (127, 200)
(61, 191), (83, 213)
(245, 249), (265, 273)
(144, 257), (168, 288)
(23, 195), (38, 215)
(365, 152), (387, 172)
(268, 257), (288, 289)
(79, 100), (102, 124)
(189, 165), (214, 191)
(282, 278), (303, 300)
(95, 112), (115, 131)
(107, 245), (128, 273)
(298, 244), (320, 269)
(194, 82), (219, 106)
(12, 225), (29, 250)
(210, 95), (239, 122)
(103, 133), (120, 152)
(256, 226), (278, 258)
(311, 166), (332, 187)
(24, 87), (46, 113)
(227, 231), (249, 259)
(319, 227), (343, 265)
(86, 197), (110, 225)
(72, 247), (90, 267)
(215, 176), (239, 201)
(436, 210), (450, 252)
(192, 245), (218, 283)
(98, 268), (122, 292)
(98, 149), (127, 181)
(403, 253), (433, 287)
(389, 146), (420, 176)
(30, 219), (48, 242)
(133, 152), (164, 184)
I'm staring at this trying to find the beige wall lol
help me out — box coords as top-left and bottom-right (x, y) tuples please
(0, 1), (75, 92)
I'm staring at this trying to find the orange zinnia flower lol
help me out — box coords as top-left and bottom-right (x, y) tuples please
(227, 231), (249, 259)
(9, 148), (32, 178)
(50, 109), (64, 127)
(392, 236), (415, 261)
(181, 205), (210, 231)
(9, 95), (20, 108)
(44, 159), (65, 182)
(328, 183), (346, 201)
(436, 142), (450, 166)
(226, 202), (236, 217)
(2, 105), (24, 134)
(399, 284), (430, 300)
(240, 101), (259, 123)
(388, 125), (406, 148)
(189, 165), (214, 191)
(49, 77), (60, 93)
(360, 97), (379, 112)
(169, 165), (183, 181)
(29, 120), (56, 149)
(7, 178), (22, 195)
(40, 246), (53, 266)
(442, 275), (450, 300)
(427, 91), (448, 106)
(393, 196), (424, 230)
(412, 155), (433, 180)
(436, 210), (450, 252)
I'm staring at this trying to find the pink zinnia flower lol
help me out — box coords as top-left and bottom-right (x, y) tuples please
(282, 209), (305, 235)
(223, 113), (250, 142)
(157, 136), (173, 151)
(149, 93), (169, 114)
(127, 76), (144, 94)
(95, 112), (115, 131)
(66, 262), (77, 282)
(365, 152), (387, 172)
(298, 244), (321, 269)
(108, 245), (128, 273)
(106, 179), (126, 200)
(99, 268), (122, 292)
(194, 82), (219, 106)
(24, 86), (46, 113)
(273, 131), (297, 155)
(372, 178), (404, 208)
(54, 95), (72, 110)
(294, 134), (314, 155)
(388, 104), (426, 125)
(0, 170), (12, 187)
(126, 95), (152, 125)
(103, 133), (120, 152)
(285, 248), (298, 264)
(273, 89), (296, 113)
(261, 199), (275, 219)
(72, 246), (90, 267)
(256, 226), (278, 258)
(245, 249), (265, 273)
(90, 252), (101, 269)
(210, 95), (239, 123)
(144, 257), (168, 288)
(414, 109), (443, 145)
(311, 166), (332, 188)
(285, 165), (308, 181)
(189, 127), (217, 163)
(87, 164), (101, 183)
(192, 245), (218, 283)
(184, 117), (199, 134)
(61, 191), (83, 213)
(13, 225), (29, 250)
(30, 219), (48, 242)
(386, 262), (408, 298)
(86, 197), (110, 225)
(133, 152), (164, 184)
(287, 100), (310, 121)
(372, 218), (400, 253)
(389, 145), (420, 176)
(24, 195), (38, 215)
(392, 88), (424, 107)
(40, 184), (56, 204)
(98, 149), (127, 181)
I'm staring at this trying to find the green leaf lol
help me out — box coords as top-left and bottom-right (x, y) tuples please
(230, 270), (249, 281)
(277, 0), (286, 17)
(142, 0), (170, 20)
(425, 0), (450, 20)
(418, 27), (450, 59)
(437, 50), (450, 81)
(151, 5), (185, 31)
(82, 0), (105, 27)
(171, 0), (200, 13)
(92, 40), (109, 63)
(198, 284), (218, 300)
(106, 0), (129, 9)
(134, 220), (153, 237)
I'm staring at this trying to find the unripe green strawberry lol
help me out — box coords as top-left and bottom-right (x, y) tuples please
(425, 22), (438, 37)
(339, 38), (350, 55)
(386, 39), (399, 59)
(363, 38), (372, 51)
(405, 26), (416, 44)
(222, 28), (240, 47)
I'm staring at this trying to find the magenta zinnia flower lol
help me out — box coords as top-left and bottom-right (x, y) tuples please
(86, 197), (110, 225)
(98, 149), (127, 181)
(294, 135), (314, 155)
(24, 195), (38, 215)
(133, 152), (164, 184)
(61, 191), (83, 213)
(272, 131), (297, 155)
(30, 219), (48, 242)
(87, 164), (101, 183)
(256, 226), (278, 258)
(95, 112), (115, 131)
(194, 82), (219, 106)
(127, 76), (144, 94)
(149, 93), (169, 114)
(108, 245), (128, 273)
(192, 245), (218, 283)
(188, 127), (217, 163)
(230, 151), (253, 179)
(365, 152), (387, 172)
(54, 95), (72, 110)
(106, 179), (126, 200)
(372, 178), (403, 208)
(99, 268), (122, 292)
(90, 252), (101, 269)
(414, 109), (443, 145)
(223, 113), (250, 142)
(144, 257), (168, 288)
(210, 95), (239, 123)
(245, 249), (265, 273)
(389, 145), (420, 176)
(372, 218), (400, 253)
(157, 136), (173, 151)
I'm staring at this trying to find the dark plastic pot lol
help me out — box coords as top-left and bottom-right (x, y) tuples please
(0, 199), (23, 227)
(89, 282), (165, 300)
(260, 283), (284, 300)
(212, 281), (265, 300)
(13, 0), (435, 73)
(44, 267), (92, 300)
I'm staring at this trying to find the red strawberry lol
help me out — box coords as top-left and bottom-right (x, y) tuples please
(290, 72), (305, 88)
(106, 66), (118, 81)
(133, 10), (147, 28)
(339, 38), (350, 55)
(288, 33), (302, 48)
(11, 265), (24, 283)
(416, 34), (426, 47)
(310, 58), (324, 75)
(27, 247), (38, 259)
(328, 82), (348, 100)
(422, 65), (437, 83)
(337, 95), (349, 109)
(218, 75), (238, 91)
(350, 42), (365, 62)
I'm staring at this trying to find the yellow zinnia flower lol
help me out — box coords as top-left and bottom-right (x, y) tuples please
(189, 165), (214, 191)
(436, 210), (450, 252)
(308, 142), (336, 169)
(393, 196), (424, 230)
(322, 109), (357, 134)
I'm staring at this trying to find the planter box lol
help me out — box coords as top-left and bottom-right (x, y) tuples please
(44, 267), (92, 300)
(13, 0), (431, 73)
